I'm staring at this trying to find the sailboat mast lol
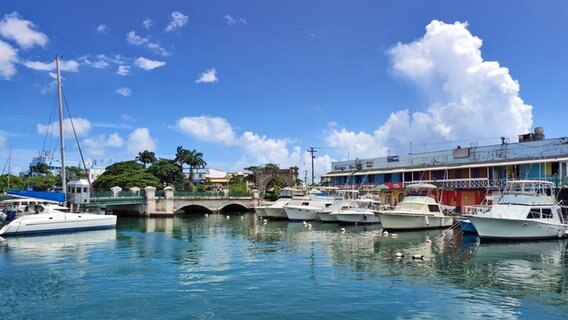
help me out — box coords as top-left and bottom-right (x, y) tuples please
(55, 55), (66, 200)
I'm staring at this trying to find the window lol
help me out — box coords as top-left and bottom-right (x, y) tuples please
(428, 204), (440, 212)
(527, 209), (540, 219)
(541, 209), (553, 219)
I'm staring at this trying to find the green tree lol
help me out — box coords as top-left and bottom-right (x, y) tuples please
(174, 146), (189, 171)
(29, 162), (51, 175)
(92, 161), (161, 191)
(0, 174), (25, 192)
(227, 174), (247, 194)
(265, 176), (286, 200)
(186, 149), (207, 189)
(66, 166), (86, 180)
(264, 163), (279, 172)
(148, 158), (185, 190)
(136, 150), (157, 167)
(25, 175), (59, 191)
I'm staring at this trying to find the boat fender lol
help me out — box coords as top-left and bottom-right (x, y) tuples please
(412, 254), (424, 260)
(425, 215), (430, 226)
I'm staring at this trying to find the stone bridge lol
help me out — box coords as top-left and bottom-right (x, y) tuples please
(144, 186), (258, 216)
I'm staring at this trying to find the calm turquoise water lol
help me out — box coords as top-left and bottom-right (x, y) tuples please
(1, 213), (568, 320)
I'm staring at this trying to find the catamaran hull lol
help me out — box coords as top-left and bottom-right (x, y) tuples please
(0, 214), (117, 236)
(468, 216), (568, 241)
(379, 212), (453, 230)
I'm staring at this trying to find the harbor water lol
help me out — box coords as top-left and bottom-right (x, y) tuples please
(1, 213), (568, 320)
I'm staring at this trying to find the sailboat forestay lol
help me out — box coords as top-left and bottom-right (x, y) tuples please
(0, 56), (116, 236)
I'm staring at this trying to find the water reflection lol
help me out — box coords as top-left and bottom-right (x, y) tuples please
(2, 213), (568, 319)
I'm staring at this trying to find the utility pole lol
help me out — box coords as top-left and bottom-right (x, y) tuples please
(307, 147), (317, 185)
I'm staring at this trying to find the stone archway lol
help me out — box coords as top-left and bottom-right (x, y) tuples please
(255, 167), (299, 193)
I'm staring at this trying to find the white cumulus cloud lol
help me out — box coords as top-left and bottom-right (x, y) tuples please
(326, 19), (533, 158)
(37, 118), (92, 138)
(23, 59), (80, 72)
(143, 19), (153, 30)
(0, 12), (48, 49)
(96, 24), (109, 34)
(165, 12), (188, 32)
(82, 133), (124, 157)
(0, 39), (18, 79)
(115, 87), (132, 97)
(175, 115), (304, 170)
(224, 15), (247, 26)
(116, 65), (130, 76)
(176, 116), (235, 144)
(127, 128), (156, 155)
(134, 57), (166, 70)
(126, 31), (170, 56)
(195, 68), (218, 84)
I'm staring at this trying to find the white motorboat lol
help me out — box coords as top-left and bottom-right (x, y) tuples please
(333, 197), (382, 225)
(318, 190), (360, 222)
(0, 203), (117, 236)
(467, 180), (568, 241)
(264, 187), (306, 220)
(284, 196), (335, 221)
(378, 183), (454, 230)
(459, 189), (502, 234)
(254, 203), (270, 218)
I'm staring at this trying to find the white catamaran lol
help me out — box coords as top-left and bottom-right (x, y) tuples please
(0, 56), (116, 237)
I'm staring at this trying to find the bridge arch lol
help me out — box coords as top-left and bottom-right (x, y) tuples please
(176, 204), (212, 214)
(255, 167), (299, 193)
(219, 203), (249, 213)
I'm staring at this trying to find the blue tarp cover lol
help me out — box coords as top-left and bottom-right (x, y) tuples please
(7, 190), (65, 202)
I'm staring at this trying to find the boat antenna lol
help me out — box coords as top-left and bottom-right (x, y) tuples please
(55, 55), (66, 201)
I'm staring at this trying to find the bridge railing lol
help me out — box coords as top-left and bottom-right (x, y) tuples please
(92, 191), (144, 198)
(172, 191), (250, 198)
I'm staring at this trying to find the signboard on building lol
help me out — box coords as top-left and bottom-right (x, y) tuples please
(386, 182), (403, 189)
(453, 147), (470, 159)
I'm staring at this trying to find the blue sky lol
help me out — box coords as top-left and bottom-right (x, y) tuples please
(0, 1), (566, 182)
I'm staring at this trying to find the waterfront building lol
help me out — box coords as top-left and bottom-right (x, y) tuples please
(323, 127), (568, 212)
(22, 151), (106, 182)
(193, 168), (253, 192)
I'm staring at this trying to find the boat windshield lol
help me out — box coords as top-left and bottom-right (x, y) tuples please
(405, 187), (436, 198)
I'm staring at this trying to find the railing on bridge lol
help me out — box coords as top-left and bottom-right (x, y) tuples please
(171, 191), (250, 198)
(89, 190), (145, 207)
(92, 190), (143, 198)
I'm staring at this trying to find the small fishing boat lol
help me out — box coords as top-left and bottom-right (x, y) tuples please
(467, 180), (568, 241)
(378, 183), (454, 231)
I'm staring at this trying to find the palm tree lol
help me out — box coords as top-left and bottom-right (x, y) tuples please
(139, 150), (157, 166)
(174, 146), (189, 171)
(136, 150), (157, 167)
(186, 149), (207, 188)
(30, 162), (51, 176)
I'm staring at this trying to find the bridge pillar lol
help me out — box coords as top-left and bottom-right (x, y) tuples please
(145, 186), (156, 216)
(164, 186), (174, 213)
